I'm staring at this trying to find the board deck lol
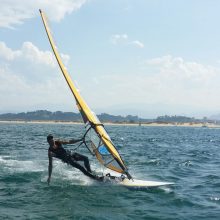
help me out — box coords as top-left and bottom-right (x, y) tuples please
(103, 174), (174, 188)
(118, 178), (174, 187)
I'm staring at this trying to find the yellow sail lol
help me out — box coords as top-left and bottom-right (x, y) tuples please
(39, 10), (130, 177)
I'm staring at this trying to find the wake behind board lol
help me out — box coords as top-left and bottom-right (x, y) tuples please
(103, 174), (174, 188)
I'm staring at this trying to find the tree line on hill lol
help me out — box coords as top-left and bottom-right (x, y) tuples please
(0, 110), (147, 123)
(0, 110), (216, 124)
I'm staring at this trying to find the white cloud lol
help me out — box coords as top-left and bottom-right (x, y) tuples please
(0, 41), (74, 112)
(0, 41), (58, 84)
(0, 0), (87, 28)
(0, 42), (21, 60)
(80, 55), (220, 116)
(145, 55), (216, 84)
(130, 40), (144, 48)
(1, 40), (220, 117)
(110, 34), (144, 49)
(110, 34), (128, 45)
(0, 41), (69, 68)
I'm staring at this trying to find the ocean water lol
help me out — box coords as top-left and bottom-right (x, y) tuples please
(0, 122), (220, 220)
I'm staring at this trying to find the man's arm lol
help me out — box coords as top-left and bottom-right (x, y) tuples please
(60, 138), (83, 145)
(47, 151), (53, 185)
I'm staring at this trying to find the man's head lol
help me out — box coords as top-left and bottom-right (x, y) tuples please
(47, 134), (54, 145)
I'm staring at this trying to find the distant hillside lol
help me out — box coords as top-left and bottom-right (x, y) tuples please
(209, 114), (220, 121)
(0, 111), (217, 124)
(156, 115), (199, 123)
(0, 110), (82, 122)
(155, 115), (217, 124)
(0, 110), (151, 123)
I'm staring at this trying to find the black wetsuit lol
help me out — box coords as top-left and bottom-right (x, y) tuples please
(48, 141), (97, 180)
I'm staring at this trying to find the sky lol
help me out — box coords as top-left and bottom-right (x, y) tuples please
(1, 0), (220, 118)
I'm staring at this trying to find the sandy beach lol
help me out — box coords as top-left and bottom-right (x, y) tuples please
(0, 120), (219, 128)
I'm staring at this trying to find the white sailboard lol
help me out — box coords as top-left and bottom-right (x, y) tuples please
(102, 173), (174, 188)
(118, 178), (174, 188)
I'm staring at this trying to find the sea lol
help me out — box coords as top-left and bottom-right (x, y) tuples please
(0, 122), (220, 220)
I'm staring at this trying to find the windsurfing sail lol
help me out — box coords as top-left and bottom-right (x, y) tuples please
(39, 9), (131, 178)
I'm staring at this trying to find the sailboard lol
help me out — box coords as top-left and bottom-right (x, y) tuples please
(105, 176), (174, 188)
(39, 10), (174, 187)
(119, 179), (174, 187)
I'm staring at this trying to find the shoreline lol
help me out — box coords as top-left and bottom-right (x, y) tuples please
(0, 120), (219, 128)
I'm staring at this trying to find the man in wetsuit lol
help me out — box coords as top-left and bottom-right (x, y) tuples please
(47, 134), (102, 184)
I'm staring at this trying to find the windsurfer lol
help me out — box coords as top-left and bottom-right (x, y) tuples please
(47, 134), (103, 184)
(40, 9), (131, 180)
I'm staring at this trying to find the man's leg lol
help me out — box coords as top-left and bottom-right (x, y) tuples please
(68, 157), (99, 180)
(71, 152), (92, 173)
